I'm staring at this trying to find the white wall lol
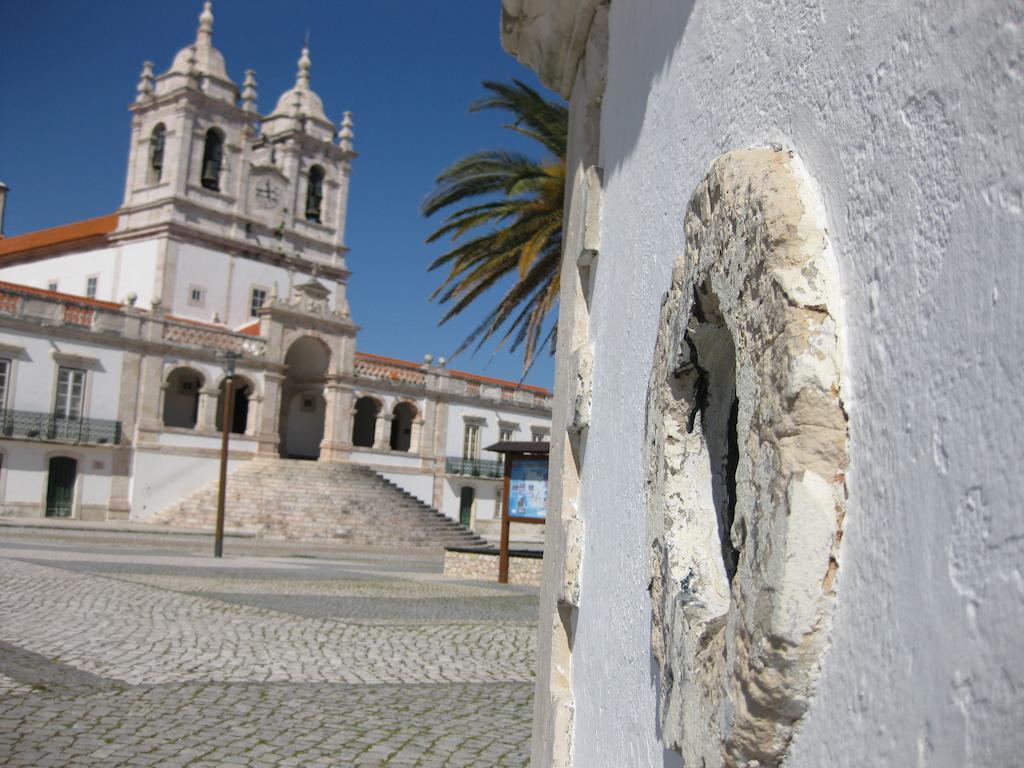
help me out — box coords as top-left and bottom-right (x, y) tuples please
(130, 449), (246, 520)
(0, 330), (124, 420)
(441, 477), (501, 524)
(444, 402), (549, 457)
(377, 470), (434, 507)
(169, 241), (342, 328)
(0, 240), (159, 306)
(568, 2), (1024, 766)
(0, 442), (113, 517)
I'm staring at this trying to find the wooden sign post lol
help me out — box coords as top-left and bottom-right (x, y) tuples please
(485, 441), (549, 584)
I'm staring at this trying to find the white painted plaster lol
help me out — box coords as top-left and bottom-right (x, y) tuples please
(0, 240), (159, 306)
(129, 449), (246, 520)
(548, 2), (1024, 766)
(0, 331), (123, 420)
(377, 471), (434, 507)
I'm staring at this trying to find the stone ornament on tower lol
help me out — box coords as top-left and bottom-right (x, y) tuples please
(241, 70), (258, 113)
(339, 112), (355, 153)
(136, 61), (154, 103)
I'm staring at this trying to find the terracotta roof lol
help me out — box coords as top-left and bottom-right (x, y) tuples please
(0, 214), (119, 261)
(237, 320), (261, 336)
(354, 351), (550, 395)
(0, 279), (123, 311)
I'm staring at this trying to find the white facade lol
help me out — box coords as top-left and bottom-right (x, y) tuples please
(0, 2), (551, 532)
(504, 1), (1024, 766)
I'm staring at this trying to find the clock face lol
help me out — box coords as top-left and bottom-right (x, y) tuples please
(253, 178), (281, 209)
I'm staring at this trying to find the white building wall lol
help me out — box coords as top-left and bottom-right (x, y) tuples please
(129, 449), (248, 521)
(168, 241), (341, 328)
(0, 331), (124, 420)
(378, 470), (434, 507)
(560, 2), (1024, 766)
(0, 240), (160, 306)
(444, 402), (548, 457)
(0, 442), (115, 519)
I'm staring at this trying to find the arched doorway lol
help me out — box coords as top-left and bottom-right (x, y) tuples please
(352, 396), (380, 447)
(390, 402), (417, 452)
(216, 377), (252, 435)
(45, 457), (77, 518)
(163, 368), (203, 428)
(279, 337), (330, 459)
(459, 486), (475, 527)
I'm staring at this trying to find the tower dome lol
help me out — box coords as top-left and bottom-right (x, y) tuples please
(268, 46), (329, 124)
(166, 2), (234, 85)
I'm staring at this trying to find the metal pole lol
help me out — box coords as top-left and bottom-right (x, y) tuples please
(213, 376), (234, 558)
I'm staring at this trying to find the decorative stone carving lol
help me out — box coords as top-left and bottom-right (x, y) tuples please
(645, 148), (848, 767)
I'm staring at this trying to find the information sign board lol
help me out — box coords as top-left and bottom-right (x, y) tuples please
(507, 457), (548, 521)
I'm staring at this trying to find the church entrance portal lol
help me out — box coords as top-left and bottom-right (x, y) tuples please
(279, 337), (330, 459)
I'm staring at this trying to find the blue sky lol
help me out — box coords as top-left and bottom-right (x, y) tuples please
(0, 1), (558, 388)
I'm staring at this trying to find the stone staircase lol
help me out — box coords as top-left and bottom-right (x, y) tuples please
(149, 457), (487, 548)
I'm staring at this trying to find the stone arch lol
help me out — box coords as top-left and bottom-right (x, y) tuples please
(351, 395), (382, 448)
(148, 123), (166, 184)
(305, 164), (326, 222)
(163, 367), (204, 428)
(215, 374), (256, 435)
(200, 127), (225, 191)
(645, 149), (848, 767)
(279, 336), (330, 459)
(389, 401), (418, 452)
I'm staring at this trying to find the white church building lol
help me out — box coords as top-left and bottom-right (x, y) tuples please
(0, 2), (551, 538)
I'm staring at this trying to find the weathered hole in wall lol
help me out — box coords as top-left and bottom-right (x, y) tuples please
(674, 282), (741, 586)
(645, 148), (848, 768)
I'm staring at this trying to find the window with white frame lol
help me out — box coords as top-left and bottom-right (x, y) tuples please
(47, 281), (59, 293)
(85, 276), (98, 299)
(54, 368), (86, 420)
(250, 287), (268, 317)
(188, 285), (206, 307)
(499, 422), (518, 443)
(462, 422), (481, 459)
(531, 427), (549, 443)
(0, 359), (10, 411)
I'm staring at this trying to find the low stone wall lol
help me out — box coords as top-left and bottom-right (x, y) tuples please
(443, 549), (543, 586)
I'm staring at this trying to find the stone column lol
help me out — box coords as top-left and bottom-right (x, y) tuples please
(256, 372), (283, 456)
(373, 413), (392, 450)
(245, 394), (262, 436)
(410, 418), (424, 455)
(319, 379), (354, 462)
(135, 355), (165, 437)
(197, 387), (219, 432)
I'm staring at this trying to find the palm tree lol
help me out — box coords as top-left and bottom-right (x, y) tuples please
(422, 79), (567, 374)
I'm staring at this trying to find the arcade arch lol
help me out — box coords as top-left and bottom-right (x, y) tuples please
(279, 336), (330, 459)
(163, 367), (204, 428)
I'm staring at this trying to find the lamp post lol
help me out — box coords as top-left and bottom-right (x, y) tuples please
(213, 351), (239, 558)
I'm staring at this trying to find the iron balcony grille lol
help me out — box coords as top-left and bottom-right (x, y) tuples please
(0, 410), (122, 445)
(445, 457), (504, 478)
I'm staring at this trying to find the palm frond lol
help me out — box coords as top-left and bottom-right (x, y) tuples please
(422, 79), (567, 374)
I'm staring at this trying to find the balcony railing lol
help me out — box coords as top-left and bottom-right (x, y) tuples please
(445, 456), (504, 478)
(0, 410), (123, 445)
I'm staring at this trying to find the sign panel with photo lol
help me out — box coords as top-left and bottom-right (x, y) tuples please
(508, 457), (548, 521)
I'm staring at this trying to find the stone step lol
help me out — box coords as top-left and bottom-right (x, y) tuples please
(150, 458), (486, 548)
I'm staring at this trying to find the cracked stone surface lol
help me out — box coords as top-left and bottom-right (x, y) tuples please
(645, 149), (848, 767)
(0, 529), (536, 766)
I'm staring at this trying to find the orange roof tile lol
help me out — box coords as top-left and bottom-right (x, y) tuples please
(0, 214), (118, 261)
(237, 320), (261, 336)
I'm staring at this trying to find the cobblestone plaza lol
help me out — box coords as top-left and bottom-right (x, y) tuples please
(0, 527), (536, 766)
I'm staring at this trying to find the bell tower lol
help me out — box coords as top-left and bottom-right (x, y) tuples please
(121, 1), (249, 218)
(113, 2), (356, 327)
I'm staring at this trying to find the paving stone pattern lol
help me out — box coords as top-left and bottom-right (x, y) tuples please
(0, 531), (537, 766)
